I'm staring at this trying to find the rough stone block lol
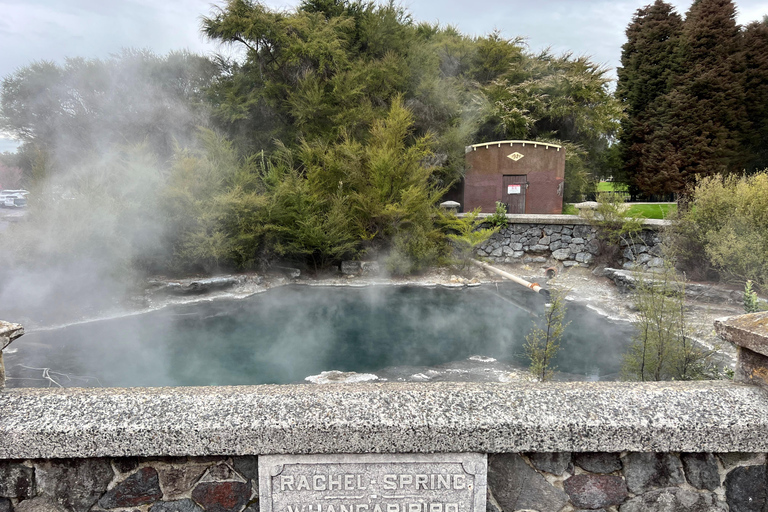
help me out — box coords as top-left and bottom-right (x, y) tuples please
(527, 452), (571, 475)
(563, 474), (627, 509)
(538, 236), (551, 246)
(158, 464), (209, 499)
(725, 465), (768, 512)
(573, 226), (591, 238)
(0, 497), (10, 512)
(0, 462), (34, 499)
(232, 457), (259, 486)
(552, 248), (571, 261)
(510, 243), (523, 251)
(150, 499), (204, 512)
(36, 459), (113, 512)
(14, 497), (67, 512)
(681, 453), (720, 491)
(529, 244), (549, 252)
(192, 482), (251, 512)
(623, 453), (684, 494)
(647, 257), (664, 267)
(203, 463), (239, 482)
(563, 261), (580, 267)
(717, 453), (766, 469)
(715, 312), (768, 357)
(502, 246), (515, 257)
(620, 487), (725, 512)
(98, 467), (162, 509)
(487, 454), (567, 512)
(490, 247), (503, 257)
(734, 347), (768, 391)
(586, 238), (600, 256)
(570, 244), (585, 254)
(340, 261), (361, 275)
(573, 453), (622, 474)
(112, 458), (140, 475)
(549, 241), (563, 251)
(635, 253), (652, 265)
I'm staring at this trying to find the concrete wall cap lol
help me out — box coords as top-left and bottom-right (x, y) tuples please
(715, 312), (768, 357)
(1, 381), (767, 459)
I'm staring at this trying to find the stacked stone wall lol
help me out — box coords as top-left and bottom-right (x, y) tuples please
(474, 222), (665, 270)
(1, 452), (766, 512)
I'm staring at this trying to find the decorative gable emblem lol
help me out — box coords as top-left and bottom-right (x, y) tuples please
(507, 152), (524, 161)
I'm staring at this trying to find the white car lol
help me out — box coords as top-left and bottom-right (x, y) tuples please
(0, 190), (29, 208)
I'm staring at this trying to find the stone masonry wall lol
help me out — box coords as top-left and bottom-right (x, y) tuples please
(1, 452), (766, 512)
(474, 222), (665, 271)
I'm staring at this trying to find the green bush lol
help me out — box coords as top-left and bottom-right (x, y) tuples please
(622, 265), (720, 381)
(485, 201), (509, 228)
(442, 208), (498, 272)
(672, 172), (768, 288)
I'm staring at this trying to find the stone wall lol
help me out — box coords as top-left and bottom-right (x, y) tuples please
(1, 452), (766, 512)
(471, 215), (666, 270)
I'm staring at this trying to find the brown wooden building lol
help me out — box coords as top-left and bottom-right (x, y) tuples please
(462, 140), (565, 214)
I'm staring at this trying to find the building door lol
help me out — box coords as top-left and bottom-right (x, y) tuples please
(503, 175), (527, 214)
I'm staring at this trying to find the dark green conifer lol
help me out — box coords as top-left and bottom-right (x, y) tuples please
(615, 0), (683, 196)
(641, 0), (748, 199)
(742, 20), (768, 173)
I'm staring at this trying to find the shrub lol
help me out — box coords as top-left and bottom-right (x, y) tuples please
(442, 208), (498, 272)
(672, 172), (768, 288)
(525, 288), (568, 382)
(581, 192), (643, 265)
(486, 201), (509, 228)
(622, 265), (720, 381)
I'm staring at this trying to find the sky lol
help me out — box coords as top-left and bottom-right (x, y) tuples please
(1, 0), (767, 153)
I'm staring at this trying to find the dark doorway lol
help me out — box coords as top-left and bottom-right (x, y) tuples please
(503, 175), (527, 213)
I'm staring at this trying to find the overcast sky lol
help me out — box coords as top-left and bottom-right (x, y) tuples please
(1, 0), (767, 153)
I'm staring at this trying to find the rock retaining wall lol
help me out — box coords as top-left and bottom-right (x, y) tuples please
(1, 452), (766, 512)
(471, 215), (666, 270)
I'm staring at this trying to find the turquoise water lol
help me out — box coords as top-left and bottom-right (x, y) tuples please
(5, 284), (633, 388)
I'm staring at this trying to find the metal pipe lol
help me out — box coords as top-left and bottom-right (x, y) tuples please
(472, 259), (550, 298)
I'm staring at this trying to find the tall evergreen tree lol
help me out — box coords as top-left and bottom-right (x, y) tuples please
(615, 0), (682, 195)
(641, 0), (748, 199)
(742, 19), (768, 172)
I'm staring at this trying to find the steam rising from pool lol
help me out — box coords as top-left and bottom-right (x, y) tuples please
(4, 283), (633, 388)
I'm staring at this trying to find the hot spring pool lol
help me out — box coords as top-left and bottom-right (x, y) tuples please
(5, 283), (634, 387)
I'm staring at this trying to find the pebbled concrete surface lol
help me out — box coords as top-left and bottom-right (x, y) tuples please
(0, 381), (767, 459)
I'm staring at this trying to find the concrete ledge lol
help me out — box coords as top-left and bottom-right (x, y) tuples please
(1, 381), (767, 459)
(715, 311), (768, 357)
(462, 213), (669, 227)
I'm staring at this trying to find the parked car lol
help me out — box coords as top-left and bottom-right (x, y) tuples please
(0, 190), (29, 208)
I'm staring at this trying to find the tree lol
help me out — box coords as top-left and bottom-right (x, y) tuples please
(742, 20), (768, 173)
(622, 265), (719, 381)
(0, 50), (218, 172)
(616, 0), (683, 195)
(635, 0), (748, 200)
(525, 288), (568, 382)
(480, 51), (622, 201)
(0, 161), (23, 189)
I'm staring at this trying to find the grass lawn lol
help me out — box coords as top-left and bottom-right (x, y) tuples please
(597, 181), (628, 192)
(561, 202), (676, 219)
(624, 203), (676, 219)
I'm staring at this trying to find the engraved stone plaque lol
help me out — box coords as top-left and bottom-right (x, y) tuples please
(259, 454), (487, 512)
